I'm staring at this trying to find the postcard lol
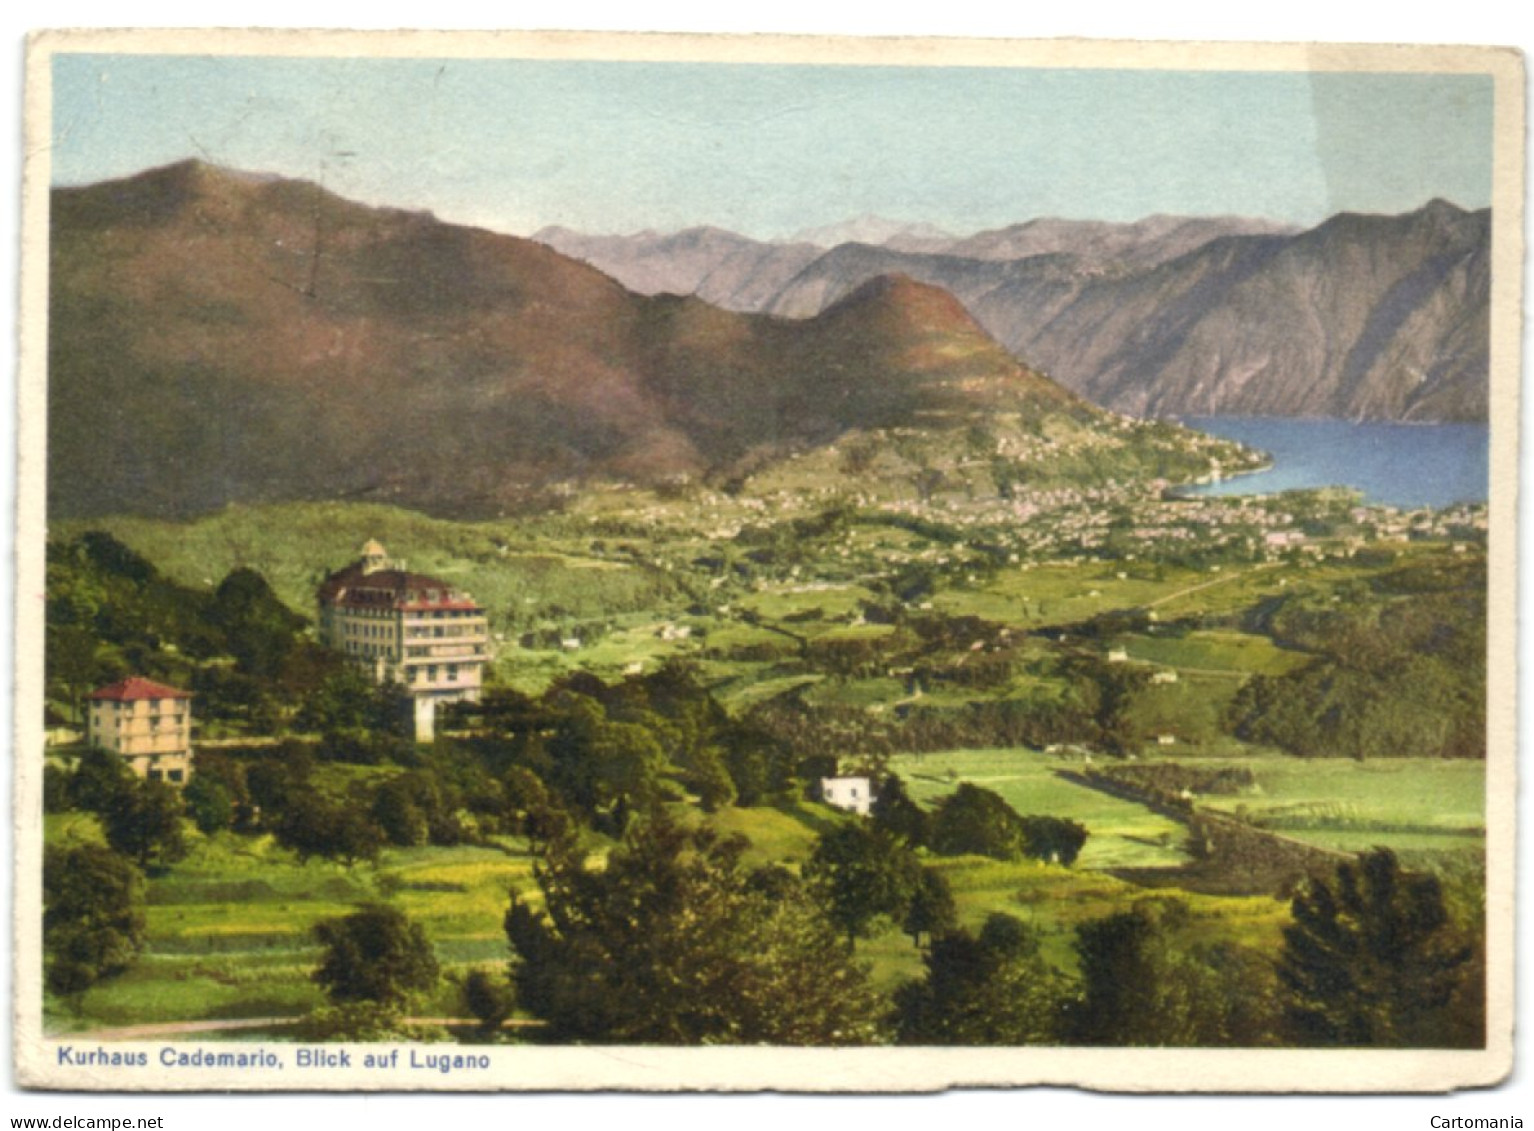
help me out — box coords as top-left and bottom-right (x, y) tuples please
(14, 28), (1523, 1092)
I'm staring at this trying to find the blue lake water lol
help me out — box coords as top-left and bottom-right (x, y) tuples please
(1180, 417), (1489, 509)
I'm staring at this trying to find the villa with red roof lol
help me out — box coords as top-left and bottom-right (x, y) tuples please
(316, 540), (490, 740)
(87, 676), (194, 784)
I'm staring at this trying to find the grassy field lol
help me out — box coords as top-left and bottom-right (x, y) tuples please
(854, 840), (1290, 992)
(930, 563), (1205, 627)
(1120, 630), (1313, 676)
(45, 820), (546, 1033)
(890, 749), (1190, 870)
(1190, 756), (1485, 858)
(926, 545), (1466, 635)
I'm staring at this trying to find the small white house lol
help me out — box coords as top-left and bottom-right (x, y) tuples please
(821, 776), (874, 817)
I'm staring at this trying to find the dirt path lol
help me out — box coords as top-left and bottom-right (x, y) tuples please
(61, 1017), (297, 1041)
(1144, 562), (1278, 609)
(64, 1016), (543, 1042)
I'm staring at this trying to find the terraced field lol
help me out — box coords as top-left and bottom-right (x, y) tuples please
(44, 817), (544, 1032)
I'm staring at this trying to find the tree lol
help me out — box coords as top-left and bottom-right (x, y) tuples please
(803, 823), (923, 948)
(78, 531), (156, 584)
(46, 624), (105, 724)
(541, 692), (673, 831)
(244, 743), (313, 827)
(926, 785), (1088, 867)
(902, 867), (957, 948)
(183, 774), (236, 835)
(721, 720), (797, 807)
(686, 746), (738, 813)
(312, 903), (440, 1008)
(102, 779), (188, 869)
(895, 914), (1067, 1045)
(1278, 849), (1475, 1047)
(505, 810), (885, 1044)
(1019, 815), (1089, 866)
(275, 793), (383, 867)
(871, 773), (929, 846)
(1065, 900), (1278, 1047)
(210, 567), (305, 680)
(462, 969), (516, 1038)
(43, 766), (73, 814)
(69, 746), (136, 813)
(370, 776), (432, 847)
(501, 766), (573, 850)
(927, 783), (1027, 860)
(297, 665), (399, 737)
(186, 751), (252, 830)
(43, 844), (146, 998)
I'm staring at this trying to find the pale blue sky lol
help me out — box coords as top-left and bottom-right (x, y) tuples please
(50, 55), (1494, 238)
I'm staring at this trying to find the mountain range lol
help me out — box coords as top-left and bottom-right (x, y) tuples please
(536, 202), (1490, 423)
(49, 162), (1089, 521)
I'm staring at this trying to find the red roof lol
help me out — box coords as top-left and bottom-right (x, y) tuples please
(90, 676), (192, 702)
(318, 561), (482, 613)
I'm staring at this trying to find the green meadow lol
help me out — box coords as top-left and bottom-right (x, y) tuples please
(891, 749), (1190, 871)
(1191, 757), (1486, 860)
(45, 815), (544, 1032)
(1119, 630), (1312, 676)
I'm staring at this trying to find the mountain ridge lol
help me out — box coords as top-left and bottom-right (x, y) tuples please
(535, 201), (1488, 423)
(50, 162), (1098, 521)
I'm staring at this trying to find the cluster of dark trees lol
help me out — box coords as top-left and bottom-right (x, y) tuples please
(50, 659), (850, 881)
(1095, 761), (1257, 799)
(802, 823), (955, 949)
(46, 533), (346, 735)
(47, 748), (189, 868)
(42, 742), (199, 1000)
(496, 804), (1483, 1048)
(741, 675), (1123, 769)
(286, 903), (451, 1043)
(42, 843), (146, 1000)
(505, 812), (887, 1044)
(873, 778), (1089, 866)
(42, 744), (199, 1001)
(447, 664), (837, 831)
(1232, 559), (1486, 760)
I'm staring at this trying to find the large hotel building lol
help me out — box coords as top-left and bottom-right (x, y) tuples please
(316, 540), (490, 739)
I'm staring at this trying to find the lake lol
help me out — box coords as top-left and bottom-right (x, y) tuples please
(1180, 417), (1489, 509)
